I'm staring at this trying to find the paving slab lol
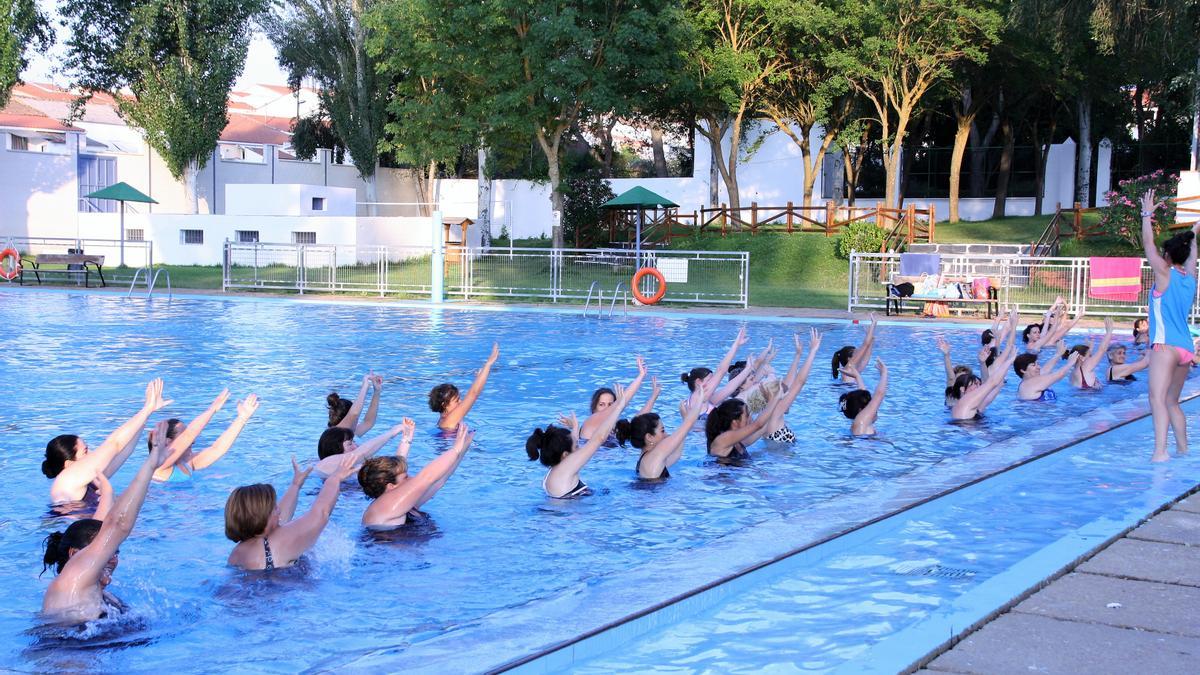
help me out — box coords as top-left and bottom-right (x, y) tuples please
(1011, 572), (1200, 637)
(925, 613), (1200, 675)
(1173, 491), (1200, 514)
(1078, 538), (1200, 587)
(1128, 509), (1200, 546)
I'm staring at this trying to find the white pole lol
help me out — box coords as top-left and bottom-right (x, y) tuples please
(119, 201), (126, 267)
(431, 210), (444, 303)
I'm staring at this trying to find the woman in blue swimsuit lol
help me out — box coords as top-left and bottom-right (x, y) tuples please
(1141, 189), (1200, 462)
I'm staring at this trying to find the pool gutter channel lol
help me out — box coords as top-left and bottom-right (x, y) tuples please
(492, 391), (1200, 674)
(896, 482), (1200, 675)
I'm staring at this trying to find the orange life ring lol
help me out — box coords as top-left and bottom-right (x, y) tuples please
(631, 267), (667, 305)
(0, 248), (19, 281)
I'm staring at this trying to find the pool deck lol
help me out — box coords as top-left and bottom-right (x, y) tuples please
(918, 489), (1200, 675)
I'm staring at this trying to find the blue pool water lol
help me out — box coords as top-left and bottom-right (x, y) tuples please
(0, 290), (1162, 671)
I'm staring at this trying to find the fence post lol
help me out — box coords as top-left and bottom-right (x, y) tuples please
(786, 201), (793, 233)
(431, 210), (444, 303)
(876, 201), (885, 228)
(297, 245), (305, 295)
(751, 202), (758, 234)
(1073, 202), (1083, 240)
(928, 203), (936, 241)
(906, 204), (916, 243)
(721, 203), (727, 236)
(825, 201), (835, 236)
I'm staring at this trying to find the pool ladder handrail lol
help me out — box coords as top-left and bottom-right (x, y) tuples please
(583, 281), (600, 318)
(583, 280), (627, 318)
(609, 281), (628, 317)
(127, 267), (173, 300)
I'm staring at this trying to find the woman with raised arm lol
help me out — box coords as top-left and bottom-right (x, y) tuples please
(527, 383), (631, 498)
(225, 454), (357, 571)
(579, 356), (651, 445)
(1013, 349), (1080, 401)
(837, 359), (888, 436)
(153, 391), (259, 482)
(1065, 317), (1117, 389)
(758, 328), (823, 443)
(1106, 343), (1150, 382)
(832, 314), (878, 383)
(952, 313), (1020, 420)
(1140, 190), (1199, 462)
(40, 421), (169, 625)
(705, 385), (783, 460)
(360, 422), (473, 529)
(327, 373), (383, 437)
(315, 421), (409, 479)
(680, 326), (755, 406)
(935, 336), (975, 406)
(43, 379), (173, 503)
(429, 342), (499, 431)
(1132, 318), (1150, 347)
(617, 377), (715, 480)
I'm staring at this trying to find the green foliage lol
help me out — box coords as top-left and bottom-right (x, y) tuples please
(290, 113), (346, 164)
(834, 221), (886, 258)
(561, 175), (616, 248)
(60, 0), (265, 180)
(0, 0), (51, 107)
(263, 0), (386, 181)
(1099, 170), (1179, 250)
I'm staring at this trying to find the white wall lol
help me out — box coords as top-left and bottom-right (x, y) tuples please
(226, 184), (356, 216)
(0, 131), (81, 239)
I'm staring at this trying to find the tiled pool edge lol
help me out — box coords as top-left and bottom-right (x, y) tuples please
(491, 395), (1200, 674)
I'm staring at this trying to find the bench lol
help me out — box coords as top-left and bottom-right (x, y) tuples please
(19, 254), (107, 288)
(886, 276), (998, 318)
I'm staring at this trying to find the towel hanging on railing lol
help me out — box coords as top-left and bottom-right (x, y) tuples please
(1088, 257), (1142, 302)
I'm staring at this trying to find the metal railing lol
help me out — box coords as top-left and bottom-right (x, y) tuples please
(6, 236), (154, 269)
(849, 251), (1198, 319)
(223, 242), (749, 307)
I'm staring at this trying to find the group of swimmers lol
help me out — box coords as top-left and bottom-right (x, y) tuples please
(33, 192), (1199, 625)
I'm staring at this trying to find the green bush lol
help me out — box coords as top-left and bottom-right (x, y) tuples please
(562, 173), (616, 247)
(834, 221), (886, 259)
(1098, 170), (1179, 250)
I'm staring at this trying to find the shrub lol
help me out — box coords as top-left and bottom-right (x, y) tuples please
(835, 221), (886, 259)
(1098, 170), (1178, 249)
(562, 174), (616, 248)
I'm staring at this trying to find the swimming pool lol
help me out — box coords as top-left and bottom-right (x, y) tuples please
(0, 289), (1169, 672)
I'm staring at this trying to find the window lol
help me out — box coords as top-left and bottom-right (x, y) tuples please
(9, 134), (28, 151)
(311, 197), (326, 211)
(7, 131), (69, 154)
(235, 230), (260, 243)
(218, 143), (265, 163)
(126, 229), (144, 242)
(292, 231), (317, 244)
(181, 229), (204, 245)
(78, 155), (118, 212)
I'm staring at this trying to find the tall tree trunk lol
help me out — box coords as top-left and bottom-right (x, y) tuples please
(968, 112), (1000, 198)
(1133, 82), (1146, 174)
(991, 116), (1014, 219)
(699, 117), (741, 215)
(650, 126), (668, 177)
(477, 146), (492, 246)
(882, 108), (914, 210)
(1076, 96), (1092, 205)
(708, 136), (720, 206)
(949, 116), (973, 223)
(184, 162), (200, 214)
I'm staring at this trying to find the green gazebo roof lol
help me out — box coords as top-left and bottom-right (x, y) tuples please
(85, 182), (158, 203)
(601, 186), (678, 209)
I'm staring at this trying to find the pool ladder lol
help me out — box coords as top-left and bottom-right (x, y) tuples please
(127, 267), (173, 300)
(583, 280), (628, 318)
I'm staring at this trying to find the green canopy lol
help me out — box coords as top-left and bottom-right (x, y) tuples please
(85, 182), (158, 204)
(85, 182), (157, 267)
(601, 186), (678, 209)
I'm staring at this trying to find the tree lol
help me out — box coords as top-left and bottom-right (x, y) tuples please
(686, 0), (783, 215)
(0, 0), (51, 108)
(61, 0), (265, 213)
(759, 1), (855, 209)
(263, 0), (389, 212)
(831, 0), (1002, 209)
(378, 0), (688, 248)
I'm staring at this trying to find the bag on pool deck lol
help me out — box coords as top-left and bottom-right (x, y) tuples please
(972, 277), (991, 300)
(891, 282), (915, 297)
(922, 301), (950, 318)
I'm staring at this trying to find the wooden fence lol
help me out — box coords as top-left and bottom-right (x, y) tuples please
(1031, 194), (1200, 256)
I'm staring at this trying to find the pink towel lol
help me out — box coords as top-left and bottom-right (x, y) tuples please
(1089, 257), (1142, 301)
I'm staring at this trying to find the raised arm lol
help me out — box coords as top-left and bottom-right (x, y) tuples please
(621, 357), (649, 412)
(156, 389), (229, 475)
(347, 423), (407, 465)
(856, 359), (889, 425)
(356, 375), (383, 437)
(839, 363), (866, 390)
(57, 422), (166, 592)
(936, 337), (955, 386)
(848, 315), (878, 371)
(712, 389), (783, 452)
(711, 353), (758, 403)
(189, 394), (259, 471)
(557, 384), (629, 476)
(778, 329), (822, 412)
(76, 379), (171, 480)
(278, 458), (313, 524)
(91, 473), (113, 521)
(1141, 190), (1171, 281)
(272, 455), (356, 561)
(444, 342), (500, 428)
(372, 425), (475, 520)
(708, 326), (749, 401)
(641, 379), (714, 477)
(636, 376), (661, 416)
(335, 375), (372, 432)
(1084, 318), (1115, 372)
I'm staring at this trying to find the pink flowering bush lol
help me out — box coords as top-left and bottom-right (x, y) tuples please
(1099, 170), (1178, 249)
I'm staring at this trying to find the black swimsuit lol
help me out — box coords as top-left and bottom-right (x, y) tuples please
(263, 537), (275, 570)
(636, 453), (669, 479)
(1107, 367), (1136, 383)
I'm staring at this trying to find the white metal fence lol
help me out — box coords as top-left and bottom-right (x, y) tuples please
(223, 242), (749, 307)
(5, 237), (154, 269)
(849, 251), (1199, 319)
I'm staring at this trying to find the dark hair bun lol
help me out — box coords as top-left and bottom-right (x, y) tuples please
(614, 419), (632, 446)
(41, 458), (56, 479)
(525, 428), (544, 461)
(327, 392), (341, 407)
(680, 372), (690, 384)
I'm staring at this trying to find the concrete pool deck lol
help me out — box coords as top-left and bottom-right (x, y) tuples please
(918, 489), (1200, 675)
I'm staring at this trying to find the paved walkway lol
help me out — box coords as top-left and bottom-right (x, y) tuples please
(919, 490), (1200, 675)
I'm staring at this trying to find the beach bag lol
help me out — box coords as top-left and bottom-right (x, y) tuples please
(972, 277), (991, 300)
(891, 282), (915, 297)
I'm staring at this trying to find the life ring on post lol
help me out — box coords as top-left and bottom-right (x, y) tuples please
(0, 248), (20, 281)
(631, 267), (667, 305)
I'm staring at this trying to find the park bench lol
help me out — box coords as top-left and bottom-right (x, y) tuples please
(19, 253), (107, 288)
(885, 275), (998, 318)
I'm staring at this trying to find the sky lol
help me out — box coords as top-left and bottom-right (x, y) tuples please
(21, 0), (290, 90)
